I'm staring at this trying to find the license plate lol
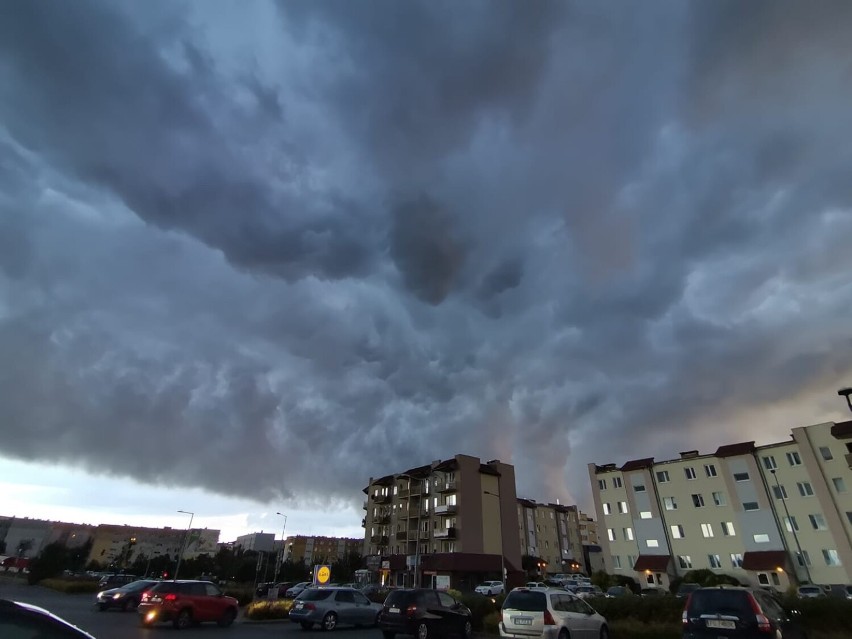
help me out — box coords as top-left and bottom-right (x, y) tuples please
(389, 607), (400, 614)
(512, 617), (533, 626)
(706, 620), (736, 629)
(295, 603), (304, 610)
(151, 596), (162, 603)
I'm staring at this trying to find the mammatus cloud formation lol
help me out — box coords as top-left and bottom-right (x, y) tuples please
(1, 1), (851, 513)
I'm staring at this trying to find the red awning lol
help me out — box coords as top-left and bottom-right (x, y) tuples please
(632, 555), (670, 571)
(742, 551), (789, 571)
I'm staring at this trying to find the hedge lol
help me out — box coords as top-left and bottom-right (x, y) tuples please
(222, 585), (255, 606)
(38, 579), (101, 594)
(244, 599), (294, 620)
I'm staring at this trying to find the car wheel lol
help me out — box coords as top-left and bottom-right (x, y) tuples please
(218, 608), (236, 627)
(461, 619), (473, 639)
(382, 632), (396, 639)
(301, 622), (314, 630)
(173, 608), (192, 630)
(322, 612), (338, 631)
(599, 626), (609, 639)
(417, 621), (430, 639)
(558, 630), (569, 639)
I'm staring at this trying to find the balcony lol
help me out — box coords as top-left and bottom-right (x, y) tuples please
(373, 494), (390, 504)
(361, 518), (365, 528)
(419, 529), (431, 540)
(398, 488), (411, 499)
(846, 453), (852, 469)
(398, 509), (411, 520)
(437, 481), (457, 493)
(434, 504), (458, 516)
(434, 527), (457, 539)
(363, 501), (368, 510)
(370, 535), (389, 545)
(375, 515), (391, 525)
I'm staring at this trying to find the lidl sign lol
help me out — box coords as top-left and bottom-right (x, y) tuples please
(314, 564), (331, 585)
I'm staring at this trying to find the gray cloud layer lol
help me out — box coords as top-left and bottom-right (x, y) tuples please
(1, 0), (851, 512)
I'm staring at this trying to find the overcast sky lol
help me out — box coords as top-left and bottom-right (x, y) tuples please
(1, 1), (851, 544)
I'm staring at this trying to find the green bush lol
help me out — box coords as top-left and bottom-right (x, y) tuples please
(609, 620), (681, 639)
(456, 592), (503, 630)
(482, 611), (501, 634)
(223, 585), (255, 606)
(586, 595), (682, 624)
(779, 596), (852, 633)
(39, 578), (101, 594)
(244, 599), (293, 620)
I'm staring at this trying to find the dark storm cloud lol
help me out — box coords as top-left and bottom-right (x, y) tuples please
(1, 0), (851, 513)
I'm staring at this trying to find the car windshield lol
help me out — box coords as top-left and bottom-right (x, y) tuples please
(503, 590), (547, 612)
(122, 580), (155, 591)
(299, 589), (334, 601)
(688, 590), (753, 618)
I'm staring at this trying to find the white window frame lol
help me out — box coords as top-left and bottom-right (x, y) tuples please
(685, 467), (697, 480)
(656, 470), (670, 483)
(701, 523), (714, 538)
(704, 464), (717, 477)
(787, 451), (802, 467)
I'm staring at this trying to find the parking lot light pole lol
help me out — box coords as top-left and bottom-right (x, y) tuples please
(274, 512), (288, 583)
(483, 490), (505, 593)
(174, 510), (194, 581)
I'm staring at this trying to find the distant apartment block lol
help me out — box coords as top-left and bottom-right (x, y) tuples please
(516, 500), (598, 575)
(283, 535), (362, 565)
(589, 420), (852, 591)
(89, 524), (219, 567)
(234, 532), (276, 554)
(362, 455), (522, 589)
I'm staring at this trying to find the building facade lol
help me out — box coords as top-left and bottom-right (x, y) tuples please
(589, 420), (852, 591)
(362, 455), (522, 589)
(234, 532), (276, 554)
(516, 500), (590, 576)
(283, 535), (362, 565)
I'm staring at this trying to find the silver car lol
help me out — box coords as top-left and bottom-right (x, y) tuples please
(289, 587), (382, 631)
(501, 587), (609, 639)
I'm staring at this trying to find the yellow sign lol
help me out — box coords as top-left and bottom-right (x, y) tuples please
(316, 565), (331, 584)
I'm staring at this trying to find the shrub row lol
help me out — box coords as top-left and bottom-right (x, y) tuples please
(244, 599), (294, 620)
(222, 585), (255, 607)
(38, 579), (101, 594)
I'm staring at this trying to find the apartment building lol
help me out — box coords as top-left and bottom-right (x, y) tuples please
(234, 532), (276, 553)
(516, 500), (590, 575)
(362, 455), (522, 589)
(589, 420), (852, 591)
(283, 535), (362, 565)
(89, 524), (219, 567)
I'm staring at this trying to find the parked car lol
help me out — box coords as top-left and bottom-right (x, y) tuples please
(572, 585), (603, 599)
(138, 580), (239, 629)
(97, 573), (139, 589)
(682, 586), (807, 638)
(256, 581), (295, 598)
(604, 586), (632, 598)
(95, 578), (159, 611)
(797, 584), (826, 599)
(378, 588), (472, 639)
(525, 582), (549, 590)
(640, 587), (668, 597)
(500, 587), (609, 639)
(676, 582), (701, 599)
(1, 599), (96, 638)
(475, 581), (505, 596)
(286, 582), (312, 598)
(289, 586), (382, 631)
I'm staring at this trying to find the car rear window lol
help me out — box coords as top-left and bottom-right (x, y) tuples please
(503, 590), (547, 612)
(300, 589), (334, 601)
(149, 582), (179, 594)
(799, 587), (820, 593)
(385, 590), (414, 606)
(688, 590), (753, 617)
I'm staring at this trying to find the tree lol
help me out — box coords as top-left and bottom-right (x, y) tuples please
(332, 551), (364, 582)
(27, 542), (68, 584)
(16, 539), (34, 558)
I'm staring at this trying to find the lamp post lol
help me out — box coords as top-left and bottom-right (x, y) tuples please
(274, 512), (288, 583)
(838, 388), (852, 413)
(769, 470), (811, 584)
(174, 510), (194, 581)
(483, 490), (506, 593)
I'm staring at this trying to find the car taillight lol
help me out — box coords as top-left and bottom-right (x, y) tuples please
(304, 603), (316, 611)
(543, 609), (556, 626)
(164, 593), (178, 602)
(682, 593), (692, 626)
(747, 594), (772, 633)
(406, 604), (418, 617)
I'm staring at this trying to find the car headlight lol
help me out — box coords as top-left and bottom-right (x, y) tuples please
(113, 593), (123, 599)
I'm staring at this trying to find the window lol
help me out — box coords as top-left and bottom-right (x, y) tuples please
(809, 514), (827, 530)
(743, 502), (759, 511)
(847, 512), (852, 525)
(772, 485), (788, 499)
(721, 521), (735, 536)
(798, 482), (814, 497)
(731, 553), (743, 568)
(613, 477), (623, 488)
(634, 483), (646, 493)
(692, 494), (705, 508)
(734, 472), (750, 482)
(640, 511), (652, 519)
(762, 456), (777, 470)
(623, 527), (634, 541)
(656, 470), (670, 483)
(646, 539), (659, 548)
(704, 464), (717, 477)
(819, 446), (833, 461)
(685, 467), (696, 480)
(612, 555), (622, 569)
(678, 555), (693, 569)
(671, 525), (685, 539)
(598, 479), (607, 490)
(708, 554), (722, 569)
(822, 549), (842, 566)
(787, 451), (802, 466)
(712, 491), (726, 506)
(783, 516), (799, 532)
(603, 503), (612, 515)
(607, 528), (616, 541)
(627, 554), (636, 568)
(618, 501), (628, 514)
(757, 573), (769, 585)
(833, 477), (847, 493)
(664, 496), (677, 511)
(701, 523), (714, 538)
(754, 533), (770, 543)
(796, 551), (812, 567)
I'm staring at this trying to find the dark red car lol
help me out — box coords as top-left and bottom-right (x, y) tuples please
(138, 580), (239, 629)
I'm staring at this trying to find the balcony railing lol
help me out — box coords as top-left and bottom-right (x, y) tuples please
(370, 535), (389, 545)
(361, 518), (366, 528)
(398, 509), (411, 520)
(434, 527), (457, 539)
(398, 488), (411, 498)
(373, 494), (390, 504)
(375, 515), (391, 525)
(419, 529), (431, 540)
(434, 504), (458, 516)
(362, 501), (368, 510)
(437, 481), (457, 493)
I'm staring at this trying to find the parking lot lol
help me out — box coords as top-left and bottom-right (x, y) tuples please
(0, 578), (384, 639)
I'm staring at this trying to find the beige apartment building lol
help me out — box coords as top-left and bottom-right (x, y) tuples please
(89, 524), (219, 568)
(283, 535), (362, 565)
(362, 455), (522, 590)
(589, 420), (852, 591)
(516, 500), (593, 575)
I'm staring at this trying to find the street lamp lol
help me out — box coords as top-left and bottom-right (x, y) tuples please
(838, 388), (852, 413)
(174, 510), (194, 581)
(769, 470), (811, 584)
(274, 512), (288, 582)
(483, 490), (506, 592)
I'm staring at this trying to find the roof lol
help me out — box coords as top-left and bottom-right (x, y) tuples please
(632, 555), (671, 571)
(479, 463), (501, 476)
(742, 550), (789, 571)
(517, 498), (538, 509)
(620, 458), (654, 472)
(831, 420), (852, 439)
(715, 442), (756, 458)
(433, 459), (460, 472)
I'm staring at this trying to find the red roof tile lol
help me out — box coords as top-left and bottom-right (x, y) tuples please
(632, 555), (670, 571)
(620, 458), (654, 472)
(715, 442), (756, 458)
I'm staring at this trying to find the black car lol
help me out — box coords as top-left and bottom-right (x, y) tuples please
(379, 589), (472, 639)
(682, 586), (807, 638)
(0, 599), (96, 638)
(96, 578), (159, 611)
(676, 582), (702, 599)
(256, 581), (295, 598)
(97, 573), (139, 589)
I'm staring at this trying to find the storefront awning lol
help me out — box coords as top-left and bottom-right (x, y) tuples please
(632, 555), (671, 572)
(742, 551), (788, 571)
